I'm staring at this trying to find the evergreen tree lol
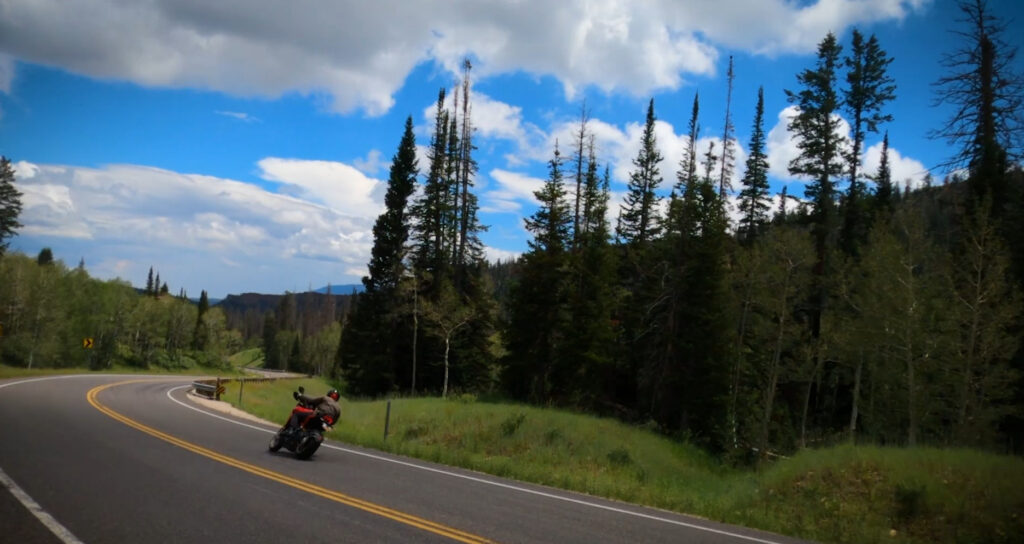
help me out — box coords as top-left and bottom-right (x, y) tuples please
(570, 102), (590, 247)
(718, 56), (737, 197)
(841, 29), (895, 256)
(36, 248), (54, 266)
(506, 144), (572, 402)
(872, 131), (894, 215)
(667, 93), (700, 237)
(566, 139), (618, 408)
(787, 32), (846, 236)
(262, 312), (280, 370)
(364, 116), (419, 295)
(932, 0), (1023, 209)
(616, 99), (663, 245)
(340, 116), (420, 396)
(737, 87), (771, 243)
(786, 31), (846, 341)
(145, 267), (154, 296)
(411, 89), (453, 280)
(193, 290), (209, 350)
(153, 272), (161, 298)
(0, 157), (22, 256)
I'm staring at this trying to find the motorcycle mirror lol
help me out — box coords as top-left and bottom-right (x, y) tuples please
(298, 386), (305, 394)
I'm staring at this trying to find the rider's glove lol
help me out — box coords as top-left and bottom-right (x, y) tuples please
(293, 391), (299, 400)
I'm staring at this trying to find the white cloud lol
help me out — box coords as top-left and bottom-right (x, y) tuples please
(352, 149), (386, 176)
(257, 157), (385, 218)
(766, 106), (930, 191)
(484, 245), (520, 263)
(215, 110), (259, 123)
(11, 160), (379, 297)
(862, 139), (930, 189)
(485, 169), (545, 212)
(0, 1), (928, 114)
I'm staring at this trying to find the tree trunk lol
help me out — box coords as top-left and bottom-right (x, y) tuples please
(848, 351), (863, 443)
(442, 335), (451, 399)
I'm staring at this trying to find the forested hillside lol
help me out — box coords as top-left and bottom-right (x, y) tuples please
(334, 3), (1024, 457)
(0, 253), (240, 370)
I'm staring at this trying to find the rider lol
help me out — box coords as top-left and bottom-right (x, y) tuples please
(280, 388), (341, 435)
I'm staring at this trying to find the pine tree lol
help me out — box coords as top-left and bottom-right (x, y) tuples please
(616, 99), (663, 245)
(841, 29), (895, 256)
(506, 144), (572, 402)
(364, 116), (419, 295)
(570, 102), (590, 247)
(786, 32), (846, 341)
(718, 56), (737, 198)
(341, 116), (421, 395)
(262, 312), (279, 369)
(872, 131), (894, 215)
(737, 87), (771, 243)
(667, 93), (700, 237)
(932, 0), (1023, 208)
(411, 89), (453, 280)
(36, 248), (54, 266)
(193, 290), (210, 350)
(145, 267), (154, 296)
(566, 139), (618, 407)
(787, 32), (846, 232)
(0, 157), (22, 256)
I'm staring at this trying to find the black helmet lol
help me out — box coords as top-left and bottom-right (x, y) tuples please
(327, 389), (340, 401)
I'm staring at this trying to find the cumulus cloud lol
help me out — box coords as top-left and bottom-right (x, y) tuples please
(766, 105), (929, 189)
(862, 140), (930, 189)
(485, 169), (545, 212)
(257, 157), (386, 218)
(11, 160), (379, 297)
(0, 1), (928, 114)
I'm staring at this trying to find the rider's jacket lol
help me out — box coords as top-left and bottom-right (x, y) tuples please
(297, 393), (341, 424)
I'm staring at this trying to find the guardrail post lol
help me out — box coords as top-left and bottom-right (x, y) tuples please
(215, 377), (221, 401)
(384, 400), (391, 441)
(238, 379), (244, 407)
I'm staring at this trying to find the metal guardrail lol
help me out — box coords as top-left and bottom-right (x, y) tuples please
(190, 375), (304, 401)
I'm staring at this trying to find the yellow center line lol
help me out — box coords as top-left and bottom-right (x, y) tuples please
(87, 380), (496, 544)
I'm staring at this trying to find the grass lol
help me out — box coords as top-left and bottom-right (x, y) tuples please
(222, 377), (1024, 544)
(228, 348), (264, 369)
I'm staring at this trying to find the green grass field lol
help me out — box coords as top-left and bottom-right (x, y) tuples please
(220, 377), (1024, 544)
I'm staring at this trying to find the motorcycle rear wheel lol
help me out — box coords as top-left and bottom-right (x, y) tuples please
(296, 436), (320, 460)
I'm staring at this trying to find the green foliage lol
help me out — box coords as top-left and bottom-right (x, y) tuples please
(0, 252), (231, 370)
(0, 156), (23, 255)
(616, 99), (663, 245)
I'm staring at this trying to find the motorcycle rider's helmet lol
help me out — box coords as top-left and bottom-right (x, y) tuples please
(327, 389), (340, 401)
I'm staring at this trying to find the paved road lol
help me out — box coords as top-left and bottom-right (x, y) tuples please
(0, 375), (812, 543)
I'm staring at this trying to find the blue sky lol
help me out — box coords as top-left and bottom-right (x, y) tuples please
(1, 0), (1022, 298)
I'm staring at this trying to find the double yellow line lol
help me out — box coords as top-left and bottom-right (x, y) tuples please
(87, 381), (495, 544)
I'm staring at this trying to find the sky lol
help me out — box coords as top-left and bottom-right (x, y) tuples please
(1, 0), (1022, 299)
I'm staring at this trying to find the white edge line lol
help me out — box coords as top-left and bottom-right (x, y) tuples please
(164, 384), (789, 544)
(0, 464), (85, 544)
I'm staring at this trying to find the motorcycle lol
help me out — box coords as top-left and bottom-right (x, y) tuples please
(268, 386), (333, 459)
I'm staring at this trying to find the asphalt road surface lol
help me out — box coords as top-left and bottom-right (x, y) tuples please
(0, 375), (813, 543)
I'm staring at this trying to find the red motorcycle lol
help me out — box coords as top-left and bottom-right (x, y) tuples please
(268, 386), (333, 459)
